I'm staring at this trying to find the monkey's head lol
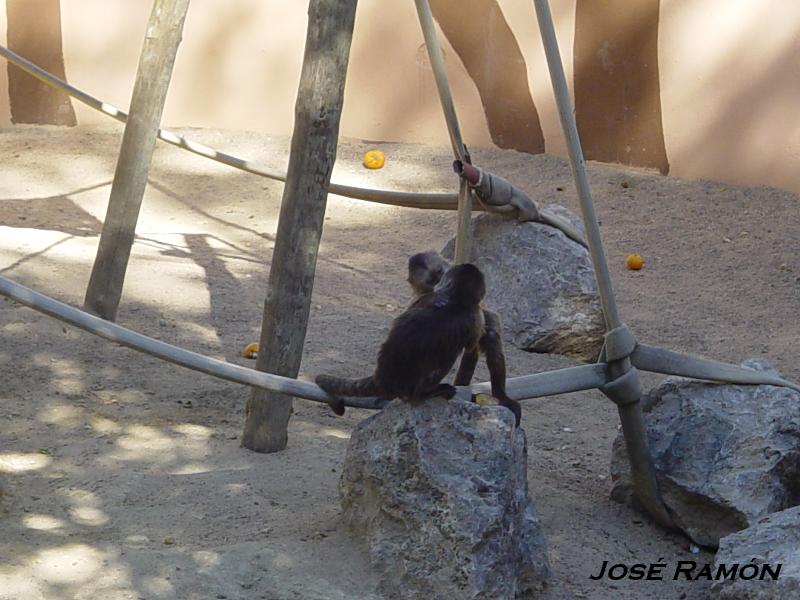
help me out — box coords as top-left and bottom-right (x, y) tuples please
(407, 251), (450, 295)
(433, 263), (485, 307)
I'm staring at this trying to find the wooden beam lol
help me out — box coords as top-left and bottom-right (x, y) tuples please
(83, 0), (190, 320)
(241, 0), (358, 453)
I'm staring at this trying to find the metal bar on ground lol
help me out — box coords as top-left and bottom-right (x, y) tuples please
(472, 363), (608, 399)
(83, 0), (191, 321)
(0, 274), (377, 409)
(414, 0), (473, 263)
(532, 0), (674, 529)
(0, 274), (608, 407)
(632, 344), (800, 393)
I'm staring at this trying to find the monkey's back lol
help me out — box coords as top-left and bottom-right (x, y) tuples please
(373, 303), (482, 400)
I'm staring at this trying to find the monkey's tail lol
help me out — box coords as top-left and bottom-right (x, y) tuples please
(315, 374), (379, 398)
(315, 374), (380, 417)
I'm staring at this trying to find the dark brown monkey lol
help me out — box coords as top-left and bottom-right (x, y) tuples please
(316, 263), (487, 416)
(408, 251), (521, 426)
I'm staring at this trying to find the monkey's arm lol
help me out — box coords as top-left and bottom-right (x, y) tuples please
(480, 309), (522, 426)
(480, 309), (507, 398)
(453, 308), (504, 389)
(453, 345), (480, 386)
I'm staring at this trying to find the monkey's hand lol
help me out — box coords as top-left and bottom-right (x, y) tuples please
(327, 397), (346, 416)
(497, 394), (522, 427)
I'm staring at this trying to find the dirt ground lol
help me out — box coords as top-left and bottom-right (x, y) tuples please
(1, 125), (798, 600)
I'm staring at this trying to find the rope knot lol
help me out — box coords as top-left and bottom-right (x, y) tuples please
(600, 323), (642, 406)
(453, 162), (540, 222)
(603, 323), (637, 363)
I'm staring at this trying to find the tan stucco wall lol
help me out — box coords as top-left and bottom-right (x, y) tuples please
(2, 1), (800, 195)
(0, 7), (9, 123)
(659, 0), (800, 193)
(58, 0), (498, 148)
(2, 0), (569, 152)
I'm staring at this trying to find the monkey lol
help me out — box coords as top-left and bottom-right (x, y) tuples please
(406, 251), (449, 298)
(407, 251), (521, 426)
(316, 263), (488, 418)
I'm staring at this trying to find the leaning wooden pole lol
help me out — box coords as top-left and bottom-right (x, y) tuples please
(242, 0), (358, 453)
(83, 0), (190, 321)
(414, 0), (473, 264)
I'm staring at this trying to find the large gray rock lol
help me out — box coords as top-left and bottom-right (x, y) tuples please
(611, 359), (800, 548)
(442, 207), (604, 362)
(340, 396), (550, 599)
(712, 506), (800, 599)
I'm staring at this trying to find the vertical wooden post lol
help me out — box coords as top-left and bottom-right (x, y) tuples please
(83, 0), (190, 321)
(241, 0), (358, 453)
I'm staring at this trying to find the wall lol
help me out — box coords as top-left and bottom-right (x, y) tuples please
(659, 0), (800, 193)
(2, 1), (800, 195)
(0, 6), (8, 123)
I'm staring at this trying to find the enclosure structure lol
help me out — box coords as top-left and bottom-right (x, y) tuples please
(1, 0), (798, 531)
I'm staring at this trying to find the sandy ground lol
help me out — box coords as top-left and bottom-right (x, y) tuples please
(1, 125), (799, 600)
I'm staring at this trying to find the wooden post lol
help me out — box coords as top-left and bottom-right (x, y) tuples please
(241, 0), (358, 453)
(414, 0), (472, 263)
(83, 0), (190, 321)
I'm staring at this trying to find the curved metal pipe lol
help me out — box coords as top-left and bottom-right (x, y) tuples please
(0, 44), (457, 209)
(0, 275), (609, 410)
(472, 363), (607, 399)
(0, 274), (379, 410)
(0, 42), (594, 255)
(632, 344), (800, 393)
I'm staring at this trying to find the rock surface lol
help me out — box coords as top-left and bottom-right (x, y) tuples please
(340, 397), (550, 600)
(611, 359), (800, 548)
(712, 505), (800, 599)
(442, 207), (604, 362)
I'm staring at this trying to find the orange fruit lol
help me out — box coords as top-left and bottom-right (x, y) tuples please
(474, 393), (498, 406)
(626, 254), (644, 270)
(363, 150), (385, 169)
(242, 342), (260, 359)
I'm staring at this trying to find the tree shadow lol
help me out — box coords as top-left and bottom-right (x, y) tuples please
(0, 181), (107, 236)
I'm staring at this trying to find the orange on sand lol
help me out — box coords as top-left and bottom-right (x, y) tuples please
(626, 254), (645, 270)
(363, 150), (385, 169)
(242, 342), (259, 358)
